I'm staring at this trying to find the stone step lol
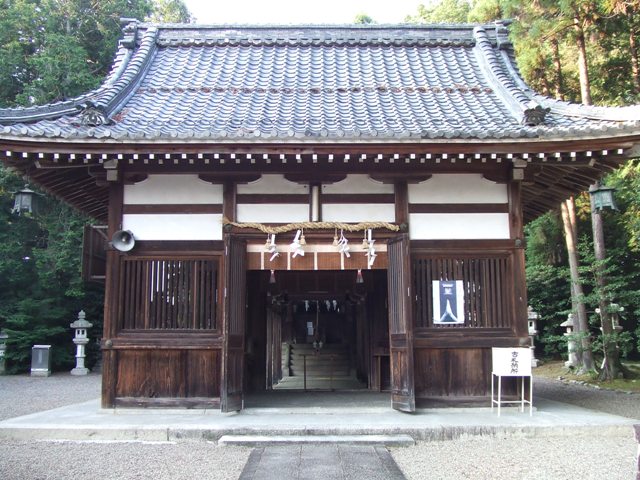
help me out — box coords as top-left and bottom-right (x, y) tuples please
(291, 355), (349, 365)
(289, 344), (349, 353)
(217, 434), (415, 447)
(290, 360), (349, 368)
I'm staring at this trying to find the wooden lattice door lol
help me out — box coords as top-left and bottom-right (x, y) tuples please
(221, 235), (246, 412)
(387, 234), (415, 412)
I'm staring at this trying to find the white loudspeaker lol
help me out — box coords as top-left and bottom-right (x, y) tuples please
(111, 230), (135, 252)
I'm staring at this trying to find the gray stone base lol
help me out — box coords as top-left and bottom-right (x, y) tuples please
(634, 425), (640, 480)
(70, 367), (90, 376)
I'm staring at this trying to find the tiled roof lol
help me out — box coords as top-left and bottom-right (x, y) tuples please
(1, 21), (640, 142)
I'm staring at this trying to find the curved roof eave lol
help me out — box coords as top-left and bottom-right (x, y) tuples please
(0, 128), (640, 151)
(0, 25), (158, 127)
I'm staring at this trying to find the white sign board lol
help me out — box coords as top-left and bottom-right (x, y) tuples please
(491, 348), (532, 376)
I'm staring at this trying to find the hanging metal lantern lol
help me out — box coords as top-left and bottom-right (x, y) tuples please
(588, 183), (618, 212)
(12, 184), (39, 215)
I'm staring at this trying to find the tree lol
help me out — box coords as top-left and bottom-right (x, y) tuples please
(148, 0), (192, 23)
(16, 32), (99, 106)
(0, 0), (195, 371)
(405, 0), (471, 23)
(0, 0), (192, 107)
(468, 0), (503, 22)
(0, 167), (104, 372)
(602, 0), (640, 94)
(354, 13), (376, 24)
(561, 197), (594, 372)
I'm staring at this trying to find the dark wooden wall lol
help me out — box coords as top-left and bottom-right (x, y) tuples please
(411, 240), (528, 404)
(102, 240), (224, 408)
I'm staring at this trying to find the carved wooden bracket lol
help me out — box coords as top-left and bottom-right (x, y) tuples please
(284, 173), (347, 184)
(198, 173), (261, 184)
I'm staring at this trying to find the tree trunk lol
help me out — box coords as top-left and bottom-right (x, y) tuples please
(551, 38), (565, 100)
(574, 16), (592, 105)
(628, 10), (640, 93)
(561, 198), (594, 372)
(589, 185), (623, 380)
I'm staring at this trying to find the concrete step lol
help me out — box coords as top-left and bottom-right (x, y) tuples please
(217, 434), (415, 447)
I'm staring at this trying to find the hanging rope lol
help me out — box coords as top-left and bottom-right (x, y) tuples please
(222, 217), (400, 234)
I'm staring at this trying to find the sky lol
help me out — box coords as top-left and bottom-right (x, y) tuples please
(182, 0), (426, 25)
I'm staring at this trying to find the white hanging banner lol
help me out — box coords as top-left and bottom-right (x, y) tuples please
(432, 280), (465, 325)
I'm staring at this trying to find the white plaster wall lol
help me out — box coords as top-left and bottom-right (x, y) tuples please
(122, 214), (223, 240)
(408, 174), (507, 204)
(237, 174), (309, 194)
(322, 204), (396, 223)
(322, 174), (394, 194)
(237, 204), (310, 223)
(409, 213), (510, 239)
(124, 174), (223, 204)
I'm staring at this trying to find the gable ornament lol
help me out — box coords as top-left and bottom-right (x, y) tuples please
(79, 103), (112, 127)
(522, 103), (550, 126)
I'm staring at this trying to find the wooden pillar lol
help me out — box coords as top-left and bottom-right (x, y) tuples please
(394, 180), (409, 228)
(101, 181), (123, 408)
(223, 181), (236, 222)
(508, 180), (528, 340)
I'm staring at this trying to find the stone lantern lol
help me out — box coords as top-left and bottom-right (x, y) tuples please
(0, 330), (8, 375)
(70, 310), (93, 376)
(527, 307), (540, 367)
(560, 313), (579, 368)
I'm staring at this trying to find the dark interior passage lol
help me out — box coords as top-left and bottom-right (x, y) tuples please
(244, 270), (391, 393)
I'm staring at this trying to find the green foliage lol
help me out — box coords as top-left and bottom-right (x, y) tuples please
(405, 0), (471, 23)
(404, 0), (640, 105)
(147, 0), (192, 23)
(525, 211), (566, 266)
(0, 166), (104, 373)
(467, 0), (503, 22)
(0, 0), (171, 107)
(354, 14), (376, 24)
(538, 330), (568, 358)
(0, 0), (194, 374)
(15, 32), (99, 105)
(592, 331), (635, 359)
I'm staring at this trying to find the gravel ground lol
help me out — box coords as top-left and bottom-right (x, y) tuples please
(0, 373), (638, 480)
(392, 376), (640, 480)
(0, 373), (102, 421)
(0, 373), (252, 479)
(392, 435), (636, 480)
(533, 376), (640, 419)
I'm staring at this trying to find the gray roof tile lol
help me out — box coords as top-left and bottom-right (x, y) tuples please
(1, 22), (640, 141)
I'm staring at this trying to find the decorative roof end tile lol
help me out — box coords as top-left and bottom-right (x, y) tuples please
(522, 103), (550, 126)
(79, 102), (113, 127)
(495, 20), (512, 50)
(119, 18), (140, 49)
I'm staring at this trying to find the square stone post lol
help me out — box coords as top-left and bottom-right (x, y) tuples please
(634, 424), (640, 480)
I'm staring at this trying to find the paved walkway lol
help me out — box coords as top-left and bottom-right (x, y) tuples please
(239, 445), (406, 480)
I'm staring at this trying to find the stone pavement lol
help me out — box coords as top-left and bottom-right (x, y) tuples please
(239, 445), (406, 480)
(0, 391), (636, 443)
